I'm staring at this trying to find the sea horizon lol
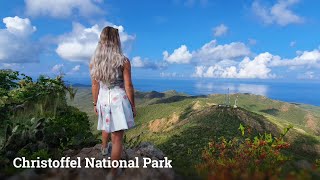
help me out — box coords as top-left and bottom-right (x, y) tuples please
(66, 78), (320, 107)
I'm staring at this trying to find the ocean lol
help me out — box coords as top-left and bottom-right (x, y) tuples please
(71, 78), (320, 106)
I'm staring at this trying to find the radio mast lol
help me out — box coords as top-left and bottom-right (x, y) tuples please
(234, 95), (238, 108)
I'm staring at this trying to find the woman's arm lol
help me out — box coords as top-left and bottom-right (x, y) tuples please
(123, 59), (136, 117)
(90, 64), (99, 115)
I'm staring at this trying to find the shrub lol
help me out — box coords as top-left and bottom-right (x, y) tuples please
(0, 71), (98, 176)
(196, 124), (294, 179)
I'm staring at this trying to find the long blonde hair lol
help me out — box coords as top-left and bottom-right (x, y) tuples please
(90, 26), (127, 84)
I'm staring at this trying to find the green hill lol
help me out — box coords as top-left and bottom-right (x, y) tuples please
(67, 88), (320, 177)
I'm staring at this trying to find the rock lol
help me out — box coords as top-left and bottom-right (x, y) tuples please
(135, 142), (165, 159)
(295, 160), (312, 170)
(7, 142), (175, 180)
(80, 147), (92, 154)
(8, 169), (39, 180)
(63, 149), (75, 157)
(124, 148), (135, 160)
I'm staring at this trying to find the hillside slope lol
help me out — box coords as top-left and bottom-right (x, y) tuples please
(67, 88), (320, 176)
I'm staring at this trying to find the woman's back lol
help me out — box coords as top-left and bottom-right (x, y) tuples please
(99, 66), (124, 89)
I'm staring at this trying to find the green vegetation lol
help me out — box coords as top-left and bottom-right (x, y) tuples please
(1, 70), (319, 179)
(197, 124), (319, 179)
(0, 70), (97, 176)
(208, 94), (320, 136)
(68, 87), (320, 178)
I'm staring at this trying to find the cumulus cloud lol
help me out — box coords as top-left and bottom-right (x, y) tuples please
(0, 16), (40, 63)
(192, 47), (320, 79)
(252, 0), (304, 26)
(192, 52), (277, 79)
(131, 56), (145, 68)
(71, 65), (80, 72)
(237, 53), (277, 78)
(51, 64), (64, 73)
(213, 24), (228, 37)
(132, 56), (167, 70)
(163, 40), (250, 66)
(56, 22), (135, 62)
(3, 16), (36, 37)
(193, 40), (251, 65)
(25, 0), (103, 18)
(162, 40), (320, 79)
(163, 45), (192, 64)
(270, 49), (320, 69)
(160, 39), (253, 79)
(65, 65), (81, 75)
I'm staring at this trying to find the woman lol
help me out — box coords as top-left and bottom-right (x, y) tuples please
(89, 26), (136, 176)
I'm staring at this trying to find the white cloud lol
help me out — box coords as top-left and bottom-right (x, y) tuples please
(131, 56), (167, 70)
(213, 24), (228, 37)
(297, 71), (318, 80)
(252, 0), (303, 26)
(193, 40), (251, 65)
(162, 40), (251, 68)
(3, 16), (36, 37)
(161, 40), (320, 80)
(51, 64), (64, 73)
(65, 65), (81, 75)
(237, 53), (277, 79)
(71, 65), (80, 72)
(131, 56), (145, 68)
(192, 47), (320, 79)
(0, 63), (24, 70)
(215, 59), (238, 67)
(25, 0), (103, 18)
(160, 72), (179, 78)
(193, 66), (205, 78)
(270, 49), (320, 68)
(192, 52), (277, 79)
(56, 22), (135, 62)
(163, 45), (192, 64)
(0, 16), (40, 63)
(290, 41), (296, 47)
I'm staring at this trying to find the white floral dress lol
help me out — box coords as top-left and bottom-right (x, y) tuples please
(96, 81), (135, 133)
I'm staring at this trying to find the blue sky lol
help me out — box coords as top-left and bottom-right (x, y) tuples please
(0, 0), (320, 83)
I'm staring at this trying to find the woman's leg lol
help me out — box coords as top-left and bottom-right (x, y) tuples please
(111, 130), (124, 175)
(102, 130), (109, 148)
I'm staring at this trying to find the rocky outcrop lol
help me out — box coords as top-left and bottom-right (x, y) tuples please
(148, 112), (180, 133)
(8, 142), (175, 180)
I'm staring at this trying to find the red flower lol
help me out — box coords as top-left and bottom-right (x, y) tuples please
(106, 118), (110, 124)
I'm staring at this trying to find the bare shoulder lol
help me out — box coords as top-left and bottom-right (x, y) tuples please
(123, 57), (131, 68)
